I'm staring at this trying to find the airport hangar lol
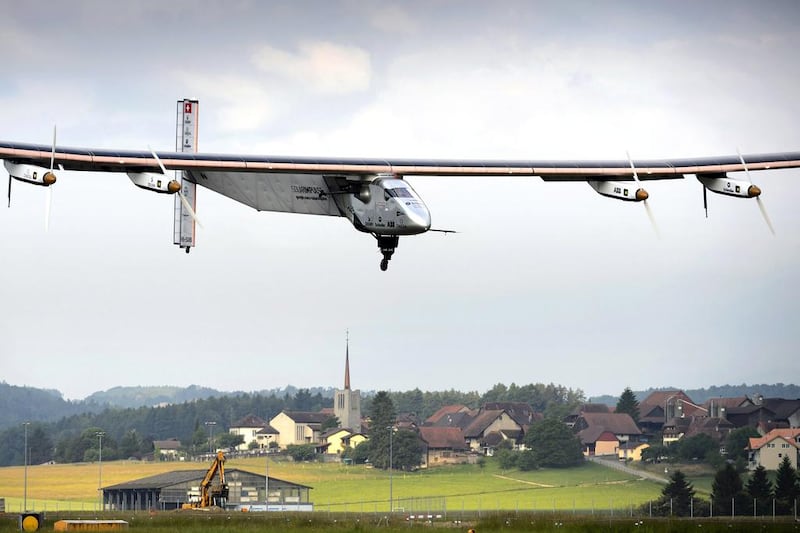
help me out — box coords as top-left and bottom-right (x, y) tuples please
(102, 469), (312, 511)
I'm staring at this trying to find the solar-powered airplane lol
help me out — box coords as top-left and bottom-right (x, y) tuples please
(2, 99), (799, 270)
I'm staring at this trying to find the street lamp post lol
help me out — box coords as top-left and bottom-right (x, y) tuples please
(205, 421), (217, 453)
(387, 426), (394, 513)
(96, 431), (105, 511)
(23, 422), (30, 512)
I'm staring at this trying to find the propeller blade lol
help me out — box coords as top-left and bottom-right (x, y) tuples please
(178, 190), (203, 229)
(148, 145), (170, 176)
(756, 197), (775, 236)
(149, 145), (203, 228)
(50, 125), (57, 171)
(644, 200), (661, 239)
(45, 186), (52, 232)
(738, 148), (774, 235)
(628, 150), (660, 238)
(7, 174), (11, 208)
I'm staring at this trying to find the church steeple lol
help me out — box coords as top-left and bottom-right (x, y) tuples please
(344, 330), (351, 390)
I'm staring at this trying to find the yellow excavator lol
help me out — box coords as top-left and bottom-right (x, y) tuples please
(182, 451), (229, 509)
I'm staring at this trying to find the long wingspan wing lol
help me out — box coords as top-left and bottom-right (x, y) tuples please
(2, 141), (799, 181)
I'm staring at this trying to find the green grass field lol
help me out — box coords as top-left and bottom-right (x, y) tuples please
(1, 459), (796, 532)
(1, 457), (664, 514)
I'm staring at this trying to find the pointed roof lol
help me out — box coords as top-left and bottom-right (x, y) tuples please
(344, 331), (351, 390)
(231, 414), (267, 428)
(748, 428), (800, 450)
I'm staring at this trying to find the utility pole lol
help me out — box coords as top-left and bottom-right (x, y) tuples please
(205, 421), (216, 453)
(387, 425), (394, 513)
(96, 431), (105, 511)
(23, 422), (30, 512)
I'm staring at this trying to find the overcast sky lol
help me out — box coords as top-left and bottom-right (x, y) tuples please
(1, 1), (798, 401)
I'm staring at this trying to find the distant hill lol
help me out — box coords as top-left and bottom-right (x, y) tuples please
(588, 383), (800, 407)
(0, 382), (103, 429)
(85, 385), (337, 409)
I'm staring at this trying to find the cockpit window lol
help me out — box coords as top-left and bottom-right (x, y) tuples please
(384, 187), (414, 200)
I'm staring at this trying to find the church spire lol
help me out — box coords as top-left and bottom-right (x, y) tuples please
(344, 330), (351, 390)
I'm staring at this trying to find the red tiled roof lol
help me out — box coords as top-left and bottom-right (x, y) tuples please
(419, 427), (467, 450)
(748, 428), (800, 450)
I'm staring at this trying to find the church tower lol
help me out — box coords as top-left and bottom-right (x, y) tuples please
(334, 332), (362, 431)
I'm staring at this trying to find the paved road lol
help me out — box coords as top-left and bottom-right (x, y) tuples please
(588, 456), (669, 484)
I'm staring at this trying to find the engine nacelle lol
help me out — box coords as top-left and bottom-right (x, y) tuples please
(588, 180), (648, 202)
(4, 160), (56, 186)
(127, 172), (181, 194)
(697, 174), (760, 198)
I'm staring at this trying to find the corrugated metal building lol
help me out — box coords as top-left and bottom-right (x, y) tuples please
(102, 468), (312, 511)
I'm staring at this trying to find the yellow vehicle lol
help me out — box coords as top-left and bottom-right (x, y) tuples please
(181, 451), (229, 509)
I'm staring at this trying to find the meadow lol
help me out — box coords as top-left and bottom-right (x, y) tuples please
(2, 459), (795, 531)
(0, 457), (664, 514)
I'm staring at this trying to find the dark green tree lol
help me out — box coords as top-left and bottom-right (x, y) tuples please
(391, 429), (423, 471)
(745, 465), (773, 516)
(119, 429), (143, 459)
(725, 426), (759, 463)
(27, 425), (54, 465)
(675, 433), (717, 462)
(658, 470), (696, 516)
(495, 448), (518, 470)
(285, 444), (317, 462)
(711, 462), (745, 516)
(774, 455), (799, 514)
(523, 418), (583, 468)
(517, 449), (538, 471)
(342, 440), (369, 464)
(321, 415), (340, 432)
(215, 432), (244, 450)
(615, 387), (640, 423)
(367, 391), (396, 469)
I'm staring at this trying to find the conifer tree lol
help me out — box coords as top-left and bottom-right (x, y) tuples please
(615, 387), (640, 423)
(712, 462), (745, 516)
(774, 455), (799, 514)
(746, 465), (773, 516)
(660, 470), (696, 516)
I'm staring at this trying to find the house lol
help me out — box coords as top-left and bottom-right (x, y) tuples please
(564, 403), (611, 428)
(637, 390), (700, 435)
(269, 411), (330, 448)
(419, 426), (470, 467)
(425, 404), (475, 426)
(482, 402), (543, 429)
(703, 396), (752, 419)
(153, 439), (182, 459)
(102, 468), (312, 511)
(323, 428), (367, 455)
(573, 413), (642, 456)
(462, 409), (523, 452)
(662, 415), (735, 448)
(229, 415), (272, 451)
(618, 441), (650, 462)
(747, 428), (800, 470)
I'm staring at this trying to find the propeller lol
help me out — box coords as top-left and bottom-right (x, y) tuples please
(702, 182), (708, 218)
(627, 151), (660, 238)
(149, 146), (202, 228)
(45, 126), (57, 231)
(737, 148), (775, 235)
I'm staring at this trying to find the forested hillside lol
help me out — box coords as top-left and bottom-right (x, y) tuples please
(0, 382), (104, 428)
(588, 383), (800, 406)
(0, 382), (585, 466)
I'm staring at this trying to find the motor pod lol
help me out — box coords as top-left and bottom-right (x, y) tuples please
(697, 175), (760, 198)
(4, 161), (56, 186)
(127, 172), (182, 194)
(588, 180), (648, 202)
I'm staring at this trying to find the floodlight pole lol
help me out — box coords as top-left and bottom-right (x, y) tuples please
(97, 431), (105, 511)
(205, 421), (216, 453)
(23, 422), (30, 512)
(387, 425), (394, 513)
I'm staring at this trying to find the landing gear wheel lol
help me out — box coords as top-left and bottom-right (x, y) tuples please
(375, 235), (399, 272)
